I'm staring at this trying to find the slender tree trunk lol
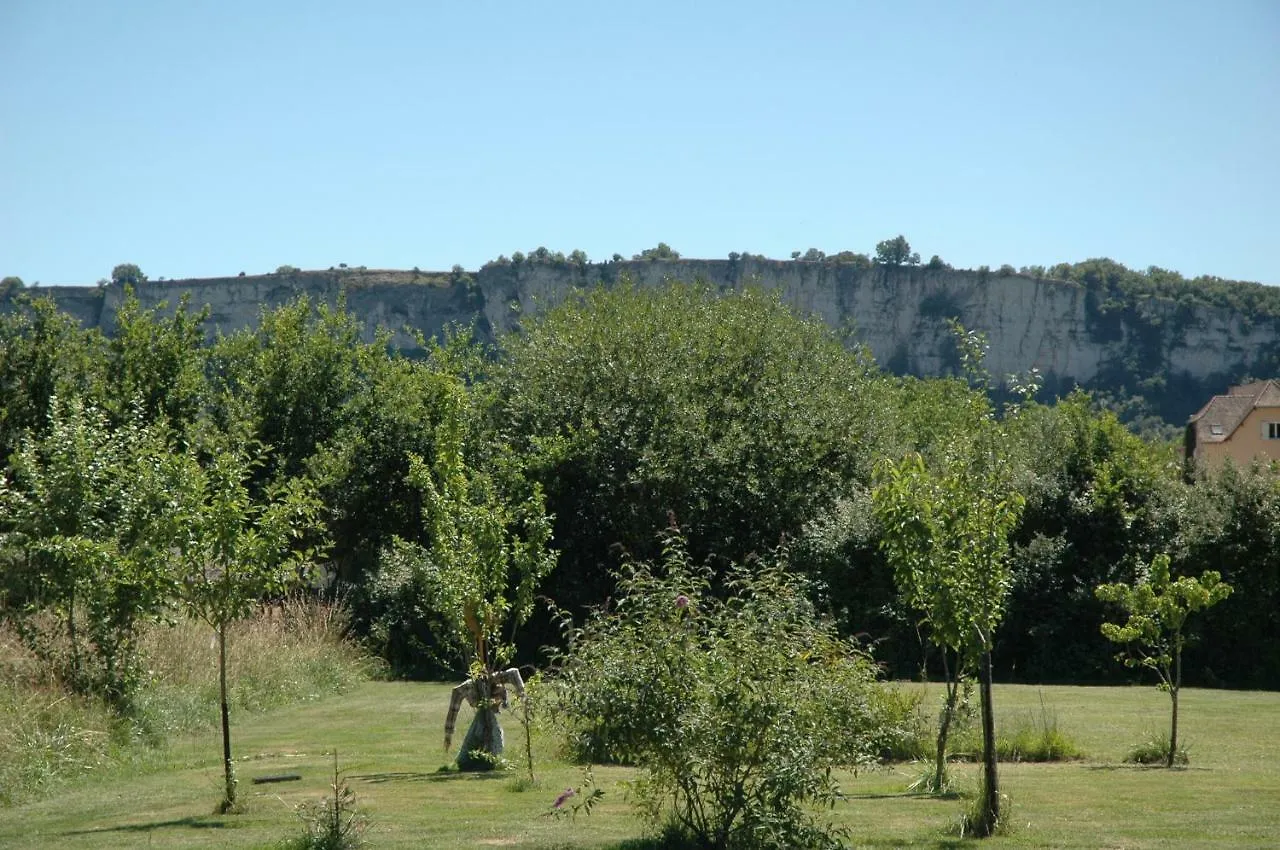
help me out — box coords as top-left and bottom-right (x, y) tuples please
(934, 649), (960, 792)
(218, 622), (236, 811)
(1169, 642), (1181, 768)
(975, 647), (1000, 837)
(67, 586), (82, 690)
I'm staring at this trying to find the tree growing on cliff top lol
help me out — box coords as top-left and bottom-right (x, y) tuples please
(110, 263), (147, 287)
(874, 236), (920, 267)
(632, 242), (680, 261)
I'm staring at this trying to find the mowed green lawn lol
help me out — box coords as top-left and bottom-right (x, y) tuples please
(1, 682), (1277, 849)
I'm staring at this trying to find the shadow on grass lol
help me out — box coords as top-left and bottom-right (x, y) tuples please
(350, 770), (509, 784)
(843, 791), (964, 801)
(1085, 763), (1205, 772)
(596, 838), (972, 850)
(64, 816), (228, 836)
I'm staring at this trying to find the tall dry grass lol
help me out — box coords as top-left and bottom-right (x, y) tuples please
(0, 596), (377, 806)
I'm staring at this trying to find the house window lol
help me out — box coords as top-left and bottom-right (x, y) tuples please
(1267, 422), (1280, 440)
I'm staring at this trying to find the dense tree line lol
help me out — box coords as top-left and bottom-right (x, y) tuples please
(2, 280), (1277, 695)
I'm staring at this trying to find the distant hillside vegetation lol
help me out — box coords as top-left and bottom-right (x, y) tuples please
(5, 247), (1278, 431)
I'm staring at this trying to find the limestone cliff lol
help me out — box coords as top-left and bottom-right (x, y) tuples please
(13, 259), (1280, 423)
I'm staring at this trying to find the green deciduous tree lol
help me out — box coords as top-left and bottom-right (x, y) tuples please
(396, 376), (554, 768)
(872, 451), (1024, 813)
(1096, 554), (1232, 767)
(874, 235), (920, 267)
(110, 263), (147, 287)
(172, 445), (323, 812)
(404, 378), (556, 679)
(632, 242), (680, 260)
(0, 397), (183, 709)
(872, 324), (1025, 835)
(105, 289), (209, 432)
(494, 282), (887, 629)
(0, 296), (106, 461)
(208, 297), (379, 486)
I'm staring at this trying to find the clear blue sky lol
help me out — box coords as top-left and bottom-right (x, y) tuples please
(3, 1), (1278, 285)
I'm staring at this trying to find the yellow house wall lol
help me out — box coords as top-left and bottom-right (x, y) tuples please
(1200, 406), (1280, 466)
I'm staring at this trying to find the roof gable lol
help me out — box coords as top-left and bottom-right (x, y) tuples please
(1188, 379), (1280, 444)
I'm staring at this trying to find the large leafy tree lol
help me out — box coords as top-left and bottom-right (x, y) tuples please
(0, 397), (184, 709)
(104, 288), (209, 432)
(0, 296), (106, 461)
(208, 296), (379, 487)
(874, 235), (920, 267)
(999, 393), (1184, 682)
(109, 263), (147, 286)
(1178, 463), (1280, 687)
(494, 281), (886, 623)
(405, 378), (555, 677)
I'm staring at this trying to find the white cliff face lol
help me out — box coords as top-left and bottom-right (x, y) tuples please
(18, 260), (1279, 415)
(499, 259), (1276, 388)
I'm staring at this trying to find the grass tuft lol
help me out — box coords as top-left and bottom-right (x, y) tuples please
(1125, 730), (1190, 766)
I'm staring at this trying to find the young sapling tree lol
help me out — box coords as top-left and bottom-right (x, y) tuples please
(402, 379), (555, 770)
(1096, 553), (1232, 767)
(173, 446), (322, 812)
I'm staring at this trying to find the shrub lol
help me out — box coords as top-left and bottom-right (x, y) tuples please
(548, 530), (892, 850)
(1126, 731), (1189, 766)
(285, 752), (367, 849)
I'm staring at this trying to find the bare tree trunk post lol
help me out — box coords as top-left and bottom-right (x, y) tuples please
(1169, 640), (1181, 768)
(977, 646), (1000, 836)
(68, 586), (81, 689)
(219, 622), (236, 811)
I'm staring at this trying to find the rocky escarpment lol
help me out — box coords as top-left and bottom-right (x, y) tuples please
(12, 259), (1280, 423)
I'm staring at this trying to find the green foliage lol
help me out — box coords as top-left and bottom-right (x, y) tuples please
(276, 265), (301, 274)
(828, 250), (873, 268)
(105, 288), (209, 430)
(549, 531), (885, 850)
(0, 295), (106, 461)
(999, 392), (1185, 682)
(632, 242), (680, 261)
(495, 281), (885, 624)
(1097, 553), (1231, 767)
(872, 325), (1025, 833)
(208, 296), (381, 485)
(874, 235), (920, 267)
(110, 263), (146, 287)
(1096, 554), (1232, 679)
(1050, 256), (1280, 320)
(287, 752), (366, 850)
(1125, 730), (1189, 766)
(872, 449), (1024, 666)
(1179, 462), (1280, 686)
(169, 444), (324, 810)
(397, 375), (556, 674)
(0, 397), (189, 709)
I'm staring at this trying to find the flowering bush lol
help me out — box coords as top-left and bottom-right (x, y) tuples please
(547, 530), (894, 850)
